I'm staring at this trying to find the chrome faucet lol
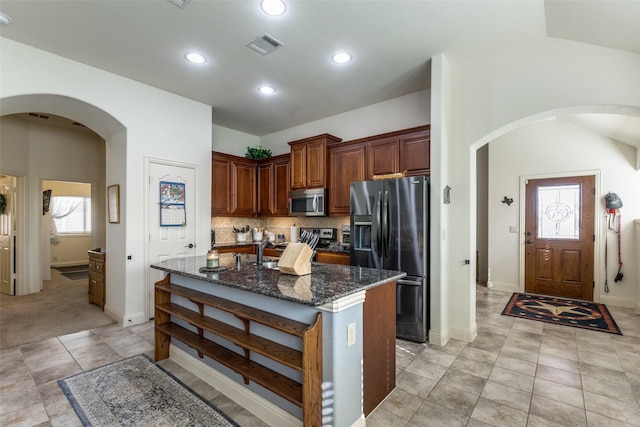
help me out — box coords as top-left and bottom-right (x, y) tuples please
(256, 240), (275, 265)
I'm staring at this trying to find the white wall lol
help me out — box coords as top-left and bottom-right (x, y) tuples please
(212, 125), (260, 156)
(488, 119), (639, 306)
(0, 37), (212, 325)
(260, 89), (430, 153)
(440, 37), (640, 341)
(1, 116), (105, 286)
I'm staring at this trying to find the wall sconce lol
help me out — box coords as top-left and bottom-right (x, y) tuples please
(501, 196), (514, 206)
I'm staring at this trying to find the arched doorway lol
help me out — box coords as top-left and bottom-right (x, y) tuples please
(0, 94), (125, 297)
(474, 106), (640, 308)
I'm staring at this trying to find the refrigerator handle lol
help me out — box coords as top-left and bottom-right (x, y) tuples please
(373, 191), (382, 255)
(382, 190), (389, 258)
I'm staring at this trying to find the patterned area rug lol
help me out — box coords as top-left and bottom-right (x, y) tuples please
(502, 293), (622, 335)
(58, 355), (239, 427)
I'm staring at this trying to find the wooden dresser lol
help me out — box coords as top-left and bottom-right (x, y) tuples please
(88, 248), (105, 310)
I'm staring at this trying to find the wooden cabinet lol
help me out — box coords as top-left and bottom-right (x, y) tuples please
(399, 128), (430, 177)
(216, 245), (256, 255)
(315, 251), (350, 265)
(328, 141), (366, 216)
(363, 125), (430, 179)
(367, 137), (399, 178)
(88, 248), (105, 310)
(258, 154), (290, 216)
(155, 277), (323, 425)
(289, 134), (341, 190)
(363, 280), (396, 415)
(211, 152), (257, 217)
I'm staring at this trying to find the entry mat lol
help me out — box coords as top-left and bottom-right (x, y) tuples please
(502, 292), (622, 335)
(58, 354), (239, 426)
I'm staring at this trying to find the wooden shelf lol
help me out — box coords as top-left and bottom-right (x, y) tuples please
(156, 322), (303, 407)
(155, 281), (310, 337)
(155, 275), (322, 425)
(156, 302), (303, 371)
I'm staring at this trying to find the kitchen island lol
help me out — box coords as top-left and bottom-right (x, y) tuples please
(151, 254), (405, 427)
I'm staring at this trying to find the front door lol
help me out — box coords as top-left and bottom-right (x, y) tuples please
(0, 177), (15, 295)
(147, 160), (197, 318)
(524, 175), (595, 300)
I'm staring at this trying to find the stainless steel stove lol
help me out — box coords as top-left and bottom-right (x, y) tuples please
(299, 227), (337, 250)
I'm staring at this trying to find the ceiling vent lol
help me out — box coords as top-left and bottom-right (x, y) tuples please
(28, 113), (51, 120)
(246, 34), (284, 56)
(168, 0), (190, 8)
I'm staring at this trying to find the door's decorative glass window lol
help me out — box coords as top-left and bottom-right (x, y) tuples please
(537, 184), (580, 239)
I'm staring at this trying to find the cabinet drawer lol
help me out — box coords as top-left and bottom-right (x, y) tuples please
(89, 260), (104, 273)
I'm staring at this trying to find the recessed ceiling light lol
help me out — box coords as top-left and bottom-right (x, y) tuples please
(261, 0), (286, 16)
(259, 86), (276, 95)
(0, 12), (11, 25)
(185, 52), (206, 64)
(332, 52), (352, 64)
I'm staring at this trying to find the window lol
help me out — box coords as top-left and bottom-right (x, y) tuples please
(51, 196), (91, 234)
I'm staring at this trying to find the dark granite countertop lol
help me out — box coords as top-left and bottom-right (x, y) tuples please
(150, 254), (405, 306)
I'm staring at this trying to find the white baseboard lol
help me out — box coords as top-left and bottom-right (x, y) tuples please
(103, 304), (123, 325)
(428, 329), (451, 346)
(598, 294), (635, 308)
(170, 345), (302, 427)
(489, 282), (519, 293)
(123, 311), (147, 327)
(450, 322), (478, 343)
(51, 261), (89, 268)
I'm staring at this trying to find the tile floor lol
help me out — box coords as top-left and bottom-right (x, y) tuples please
(1, 286), (639, 426)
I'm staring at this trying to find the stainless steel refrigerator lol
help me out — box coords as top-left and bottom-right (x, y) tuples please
(350, 176), (429, 342)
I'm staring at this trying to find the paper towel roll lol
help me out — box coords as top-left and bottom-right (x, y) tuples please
(290, 226), (298, 243)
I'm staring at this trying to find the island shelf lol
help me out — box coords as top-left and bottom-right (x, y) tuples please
(154, 275), (322, 426)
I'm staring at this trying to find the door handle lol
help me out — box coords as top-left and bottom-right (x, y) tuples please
(185, 243), (194, 248)
(312, 195), (317, 213)
(526, 240), (533, 244)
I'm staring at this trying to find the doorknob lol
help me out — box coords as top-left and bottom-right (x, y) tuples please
(185, 243), (194, 248)
(526, 231), (532, 236)
(526, 240), (533, 244)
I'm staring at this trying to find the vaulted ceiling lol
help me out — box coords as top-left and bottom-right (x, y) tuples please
(0, 0), (638, 145)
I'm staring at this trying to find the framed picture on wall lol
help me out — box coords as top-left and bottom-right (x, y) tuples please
(107, 184), (120, 224)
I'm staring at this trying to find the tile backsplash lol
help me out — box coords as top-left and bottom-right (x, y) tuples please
(211, 216), (349, 244)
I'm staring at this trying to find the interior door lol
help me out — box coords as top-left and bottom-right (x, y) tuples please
(147, 161), (197, 318)
(0, 177), (15, 295)
(524, 175), (595, 300)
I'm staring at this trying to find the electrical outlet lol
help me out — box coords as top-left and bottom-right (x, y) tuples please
(347, 323), (356, 347)
(509, 226), (518, 233)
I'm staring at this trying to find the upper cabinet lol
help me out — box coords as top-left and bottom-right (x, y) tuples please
(327, 125), (430, 217)
(258, 154), (290, 216)
(368, 126), (430, 178)
(367, 137), (399, 178)
(328, 141), (366, 216)
(289, 134), (342, 190)
(211, 152), (257, 217)
(398, 128), (430, 177)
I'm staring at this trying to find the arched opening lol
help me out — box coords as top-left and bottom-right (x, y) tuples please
(0, 94), (127, 346)
(474, 106), (640, 309)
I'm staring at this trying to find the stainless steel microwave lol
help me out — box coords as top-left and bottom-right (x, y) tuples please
(289, 188), (327, 217)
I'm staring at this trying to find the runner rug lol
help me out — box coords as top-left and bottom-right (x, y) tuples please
(502, 292), (622, 335)
(58, 355), (239, 427)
